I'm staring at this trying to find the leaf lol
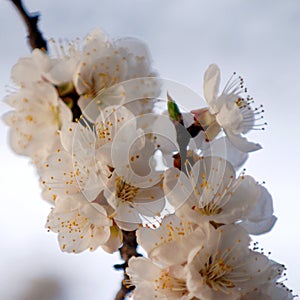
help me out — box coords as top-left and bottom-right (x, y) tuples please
(167, 93), (182, 124)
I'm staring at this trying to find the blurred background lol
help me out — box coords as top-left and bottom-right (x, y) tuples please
(0, 0), (299, 299)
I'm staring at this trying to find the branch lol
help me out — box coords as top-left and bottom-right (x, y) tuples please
(10, 0), (48, 51)
(114, 230), (142, 300)
(167, 93), (204, 171)
(10, 1), (82, 121)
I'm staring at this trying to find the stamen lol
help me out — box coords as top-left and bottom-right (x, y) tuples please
(115, 177), (139, 203)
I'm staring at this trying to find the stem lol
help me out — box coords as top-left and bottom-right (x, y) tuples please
(10, 0), (48, 51)
(10, 0), (82, 120)
(114, 230), (142, 300)
(173, 121), (204, 171)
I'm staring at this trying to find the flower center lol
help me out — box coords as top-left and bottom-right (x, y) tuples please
(115, 177), (139, 203)
(192, 203), (222, 216)
(96, 121), (111, 141)
(199, 255), (235, 291)
(158, 271), (188, 296)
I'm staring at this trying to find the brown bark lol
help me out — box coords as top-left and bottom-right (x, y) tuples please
(10, 0), (48, 51)
(114, 230), (142, 300)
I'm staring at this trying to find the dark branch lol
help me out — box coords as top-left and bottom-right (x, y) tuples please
(10, 0), (82, 121)
(172, 121), (204, 171)
(114, 230), (142, 300)
(10, 0), (48, 51)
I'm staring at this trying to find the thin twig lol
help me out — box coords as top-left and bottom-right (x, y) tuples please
(10, 0), (48, 51)
(10, 0), (82, 120)
(114, 230), (142, 300)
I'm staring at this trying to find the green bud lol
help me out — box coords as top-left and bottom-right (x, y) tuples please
(167, 93), (182, 123)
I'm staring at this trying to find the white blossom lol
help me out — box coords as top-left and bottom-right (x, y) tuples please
(73, 29), (157, 112)
(40, 119), (99, 203)
(186, 224), (284, 299)
(164, 156), (272, 233)
(137, 214), (205, 266)
(42, 105), (165, 231)
(46, 195), (115, 253)
(10, 49), (52, 87)
(2, 26), (294, 299)
(192, 64), (264, 153)
(127, 257), (190, 300)
(3, 82), (72, 168)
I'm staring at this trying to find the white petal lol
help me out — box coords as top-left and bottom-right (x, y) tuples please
(101, 225), (123, 253)
(133, 282), (162, 300)
(11, 49), (51, 86)
(57, 99), (73, 127)
(240, 185), (277, 234)
(46, 196), (111, 254)
(140, 113), (178, 154)
(203, 64), (220, 113)
(83, 85), (125, 120)
(134, 188), (165, 217)
(226, 131), (262, 152)
(82, 28), (109, 50)
(216, 101), (244, 134)
(240, 216), (277, 235)
(113, 202), (142, 230)
(115, 219), (140, 231)
(196, 156), (236, 193)
(40, 151), (82, 200)
(202, 136), (248, 169)
(150, 230), (205, 266)
(94, 105), (137, 145)
(163, 168), (193, 210)
(115, 37), (151, 61)
(127, 257), (161, 281)
(137, 215), (184, 255)
(46, 58), (79, 85)
(59, 122), (78, 153)
(221, 175), (260, 221)
(249, 185), (274, 219)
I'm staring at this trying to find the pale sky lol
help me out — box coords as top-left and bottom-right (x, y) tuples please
(0, 0), (299, 299)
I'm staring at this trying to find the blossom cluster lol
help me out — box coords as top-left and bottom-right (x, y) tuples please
(3, 29), (295, 299)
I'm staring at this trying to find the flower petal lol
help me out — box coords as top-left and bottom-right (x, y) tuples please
(163, 167), (194, 210)
(203, 64), (220, 113)
(226, 131), (262, 152)
(240, 185), (277, 234)
(201, 136), (248, 169)
(101, 225), (123, 253)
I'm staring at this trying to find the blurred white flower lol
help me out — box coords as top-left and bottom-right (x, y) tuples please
(10, 49), (53, 87)
(10, 41), (80, 88)
(3, 82), (72, 168)
(73, 29), (157, 112)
